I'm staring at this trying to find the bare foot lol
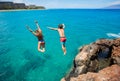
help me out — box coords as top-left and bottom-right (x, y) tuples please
(38, 49), (45, 53)
(64, 51), (66, 55)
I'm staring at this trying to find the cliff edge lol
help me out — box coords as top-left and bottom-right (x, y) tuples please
(61, 38), (120, 81)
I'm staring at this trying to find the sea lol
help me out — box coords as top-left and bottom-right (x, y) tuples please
(0, 9), (120, 81)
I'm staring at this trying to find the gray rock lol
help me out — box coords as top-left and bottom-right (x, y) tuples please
(62, 38), (120, 81)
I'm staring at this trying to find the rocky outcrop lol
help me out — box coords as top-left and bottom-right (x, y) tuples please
(61, 38), (120, 81)
(61, 65), (120, 81)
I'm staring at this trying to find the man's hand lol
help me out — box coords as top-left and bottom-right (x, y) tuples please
(62, 24), (65, 28)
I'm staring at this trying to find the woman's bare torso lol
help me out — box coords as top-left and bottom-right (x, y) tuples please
(36, 31), (43, 41)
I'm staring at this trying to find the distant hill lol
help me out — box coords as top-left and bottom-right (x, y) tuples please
(0, 1), (45, 10)
(104, 4), (120, 9)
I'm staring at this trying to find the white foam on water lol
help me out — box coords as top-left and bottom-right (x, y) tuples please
(107, 33), (120, 38)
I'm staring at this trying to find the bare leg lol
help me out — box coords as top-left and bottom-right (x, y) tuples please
(41, 43), (45, 52)
(62, 45), (66, 55)
(42, 48), (45, 52)
(38, 42), (45, 53)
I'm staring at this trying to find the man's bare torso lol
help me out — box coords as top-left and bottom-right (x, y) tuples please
(58, 28), (65, 37)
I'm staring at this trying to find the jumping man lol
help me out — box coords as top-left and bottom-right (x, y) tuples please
(48, 24), (67, 55)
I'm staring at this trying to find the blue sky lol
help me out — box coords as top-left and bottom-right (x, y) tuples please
(1, 0), (120, 8)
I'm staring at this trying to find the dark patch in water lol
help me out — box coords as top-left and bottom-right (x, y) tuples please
(0, 65), (14, 81)
(23, 50), (47, 63)
(15, 50), (47, 81)
(43, 54), (51, 60)
(0, 53), (15, 81)
(0, 48), (10, 55)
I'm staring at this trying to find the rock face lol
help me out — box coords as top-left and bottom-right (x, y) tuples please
(61, 38), (120, 81)
(62, 65), (120, 81)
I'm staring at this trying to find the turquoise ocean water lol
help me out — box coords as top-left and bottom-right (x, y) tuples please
(0, 9), (120, 81)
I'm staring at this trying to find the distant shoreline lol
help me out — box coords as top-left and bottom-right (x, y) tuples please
(0, 9), (45, 12)
(0, 8), (120, 12)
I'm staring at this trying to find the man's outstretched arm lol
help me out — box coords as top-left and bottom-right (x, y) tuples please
(47, 27), (58, 30)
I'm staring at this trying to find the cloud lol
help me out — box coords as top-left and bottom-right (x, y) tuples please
(13, 0), (24, 3)
(0, 0), (12, 1)
(110, 0), (120, 5)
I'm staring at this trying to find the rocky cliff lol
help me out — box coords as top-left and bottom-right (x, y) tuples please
(61, 38), (120, 81)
